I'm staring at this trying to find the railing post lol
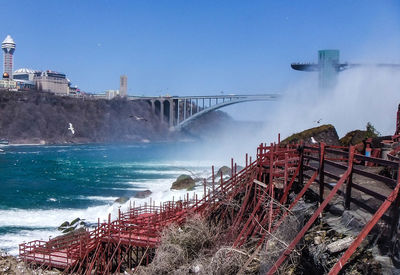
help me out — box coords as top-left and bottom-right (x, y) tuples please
(231, 158), (234, 178)
(345, 150), (354, 210)
(298, 145), (304, 188)
(390, 163), (400, 247)
(212, 165), (215, 193)
(284, 153), (288, 189)
(203, 178), (206, 199)
(319, 143), (325, 203)
(220, 170), (224, 193)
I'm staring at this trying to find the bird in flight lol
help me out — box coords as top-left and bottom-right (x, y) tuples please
(68, 123), (75, 135)
(314, 118), (322, 124)
(130, 115), (148, 121)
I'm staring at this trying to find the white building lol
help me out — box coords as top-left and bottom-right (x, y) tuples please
(105, 89), (120, 99)
(34, 70), (69, 95)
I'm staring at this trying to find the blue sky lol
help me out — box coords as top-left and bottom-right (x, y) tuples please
(1, 0), (400, 97)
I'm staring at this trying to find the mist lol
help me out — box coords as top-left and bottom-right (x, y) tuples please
(184, 66), (400, 165)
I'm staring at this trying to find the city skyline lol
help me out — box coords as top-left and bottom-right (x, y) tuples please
(0, 1), (399, 97)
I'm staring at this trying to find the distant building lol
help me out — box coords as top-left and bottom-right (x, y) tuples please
(68, 85), (81, 95)
(34, 70), (69, 95)
(13, 68), (38, 90)
(2, 35), (16, 78)
(119, 75), (127, 97)
(0, 72), (17, 91)
(105, 89), (120, 100)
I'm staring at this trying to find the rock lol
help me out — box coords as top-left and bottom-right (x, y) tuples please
(58, 218), (87, 234)
(339, 130), (374, 146)
(327, 236), (354, 253)
(191, 264), (203, 273)
(217, 166), (232, 177)
(59, 221), (69, 227)
(314, 236), (322, 245)
(114, 196), (129, 204)
(70, 217), (81, 225)
(281, 124), (340, 146)
(171, 174), (196, 190)
(62, 226), (77, 234)
(134, 190), (152, 199)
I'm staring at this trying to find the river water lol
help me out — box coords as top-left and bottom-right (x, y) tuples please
(0, 143), (224, 255)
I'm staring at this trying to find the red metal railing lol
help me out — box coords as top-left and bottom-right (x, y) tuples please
(19, 139), (400, 274)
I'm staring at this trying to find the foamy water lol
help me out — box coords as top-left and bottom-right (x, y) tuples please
(0, 144), (222, 255)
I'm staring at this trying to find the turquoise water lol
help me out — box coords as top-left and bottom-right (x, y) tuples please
(0, 143), (216, 255)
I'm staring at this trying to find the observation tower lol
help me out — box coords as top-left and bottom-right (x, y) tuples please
(292, 49), (400, 90)
(2, 35), (16, 78)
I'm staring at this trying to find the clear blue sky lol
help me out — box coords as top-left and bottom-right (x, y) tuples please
(1, 0), (400, 96)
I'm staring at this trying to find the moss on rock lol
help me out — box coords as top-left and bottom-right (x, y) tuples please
(171, 175), (196, 190)
(281, 124), (339, 146)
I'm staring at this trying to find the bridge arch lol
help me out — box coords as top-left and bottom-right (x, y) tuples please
(176, 95), (279, 130)
(127, 94), (280, 130)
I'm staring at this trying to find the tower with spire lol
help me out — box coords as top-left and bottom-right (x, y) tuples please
(2, 35), (16, 78)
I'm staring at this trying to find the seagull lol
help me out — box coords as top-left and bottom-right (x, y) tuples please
(130, 115), (148, 121)
(314, 118), (322, 124)
(310, 137), (318, 144)
(68, 123), (75, 135)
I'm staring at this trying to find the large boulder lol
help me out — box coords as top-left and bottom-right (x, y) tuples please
(58, 218), (87, 234)
(171, 174), (196, 190)
(217, 166), (232, 177)
(281, 124), (340, 146)
(134, 189), (152, 199)
(339, 130), (372, 146)
(114, 196), (129, 204)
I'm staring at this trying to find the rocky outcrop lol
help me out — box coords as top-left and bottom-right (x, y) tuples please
(58, 218), (87, 234)
(339, 130), (370, 146)
(217, 166), (232, 177)
(134, 190), (152, 199)
(171, 175), (196, 190)
(114, 197), (130, 204)
(0, 91), (168, 144)
(281, 124), (340, 146)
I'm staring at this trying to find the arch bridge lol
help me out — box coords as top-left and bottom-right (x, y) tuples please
(127, 94), (280, 129)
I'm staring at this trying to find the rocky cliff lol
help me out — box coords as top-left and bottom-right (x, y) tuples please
(0, 91), (169, 144)
(0, 91), (234, 144)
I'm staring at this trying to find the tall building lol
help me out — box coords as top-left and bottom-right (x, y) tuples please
(120, 75), (127, 97)
(318, 50), (339, 90)
(2, 35), (16, 78)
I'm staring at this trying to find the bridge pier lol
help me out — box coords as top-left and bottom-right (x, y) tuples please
(177, 99), (180, 125)
(160, 100), (164, 123)
(169, 99), (173, 128)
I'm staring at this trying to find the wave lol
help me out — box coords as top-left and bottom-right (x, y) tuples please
(0, 228), (57, 256)
(0, 180), (209, 255)
(80, 196), (120, 202)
